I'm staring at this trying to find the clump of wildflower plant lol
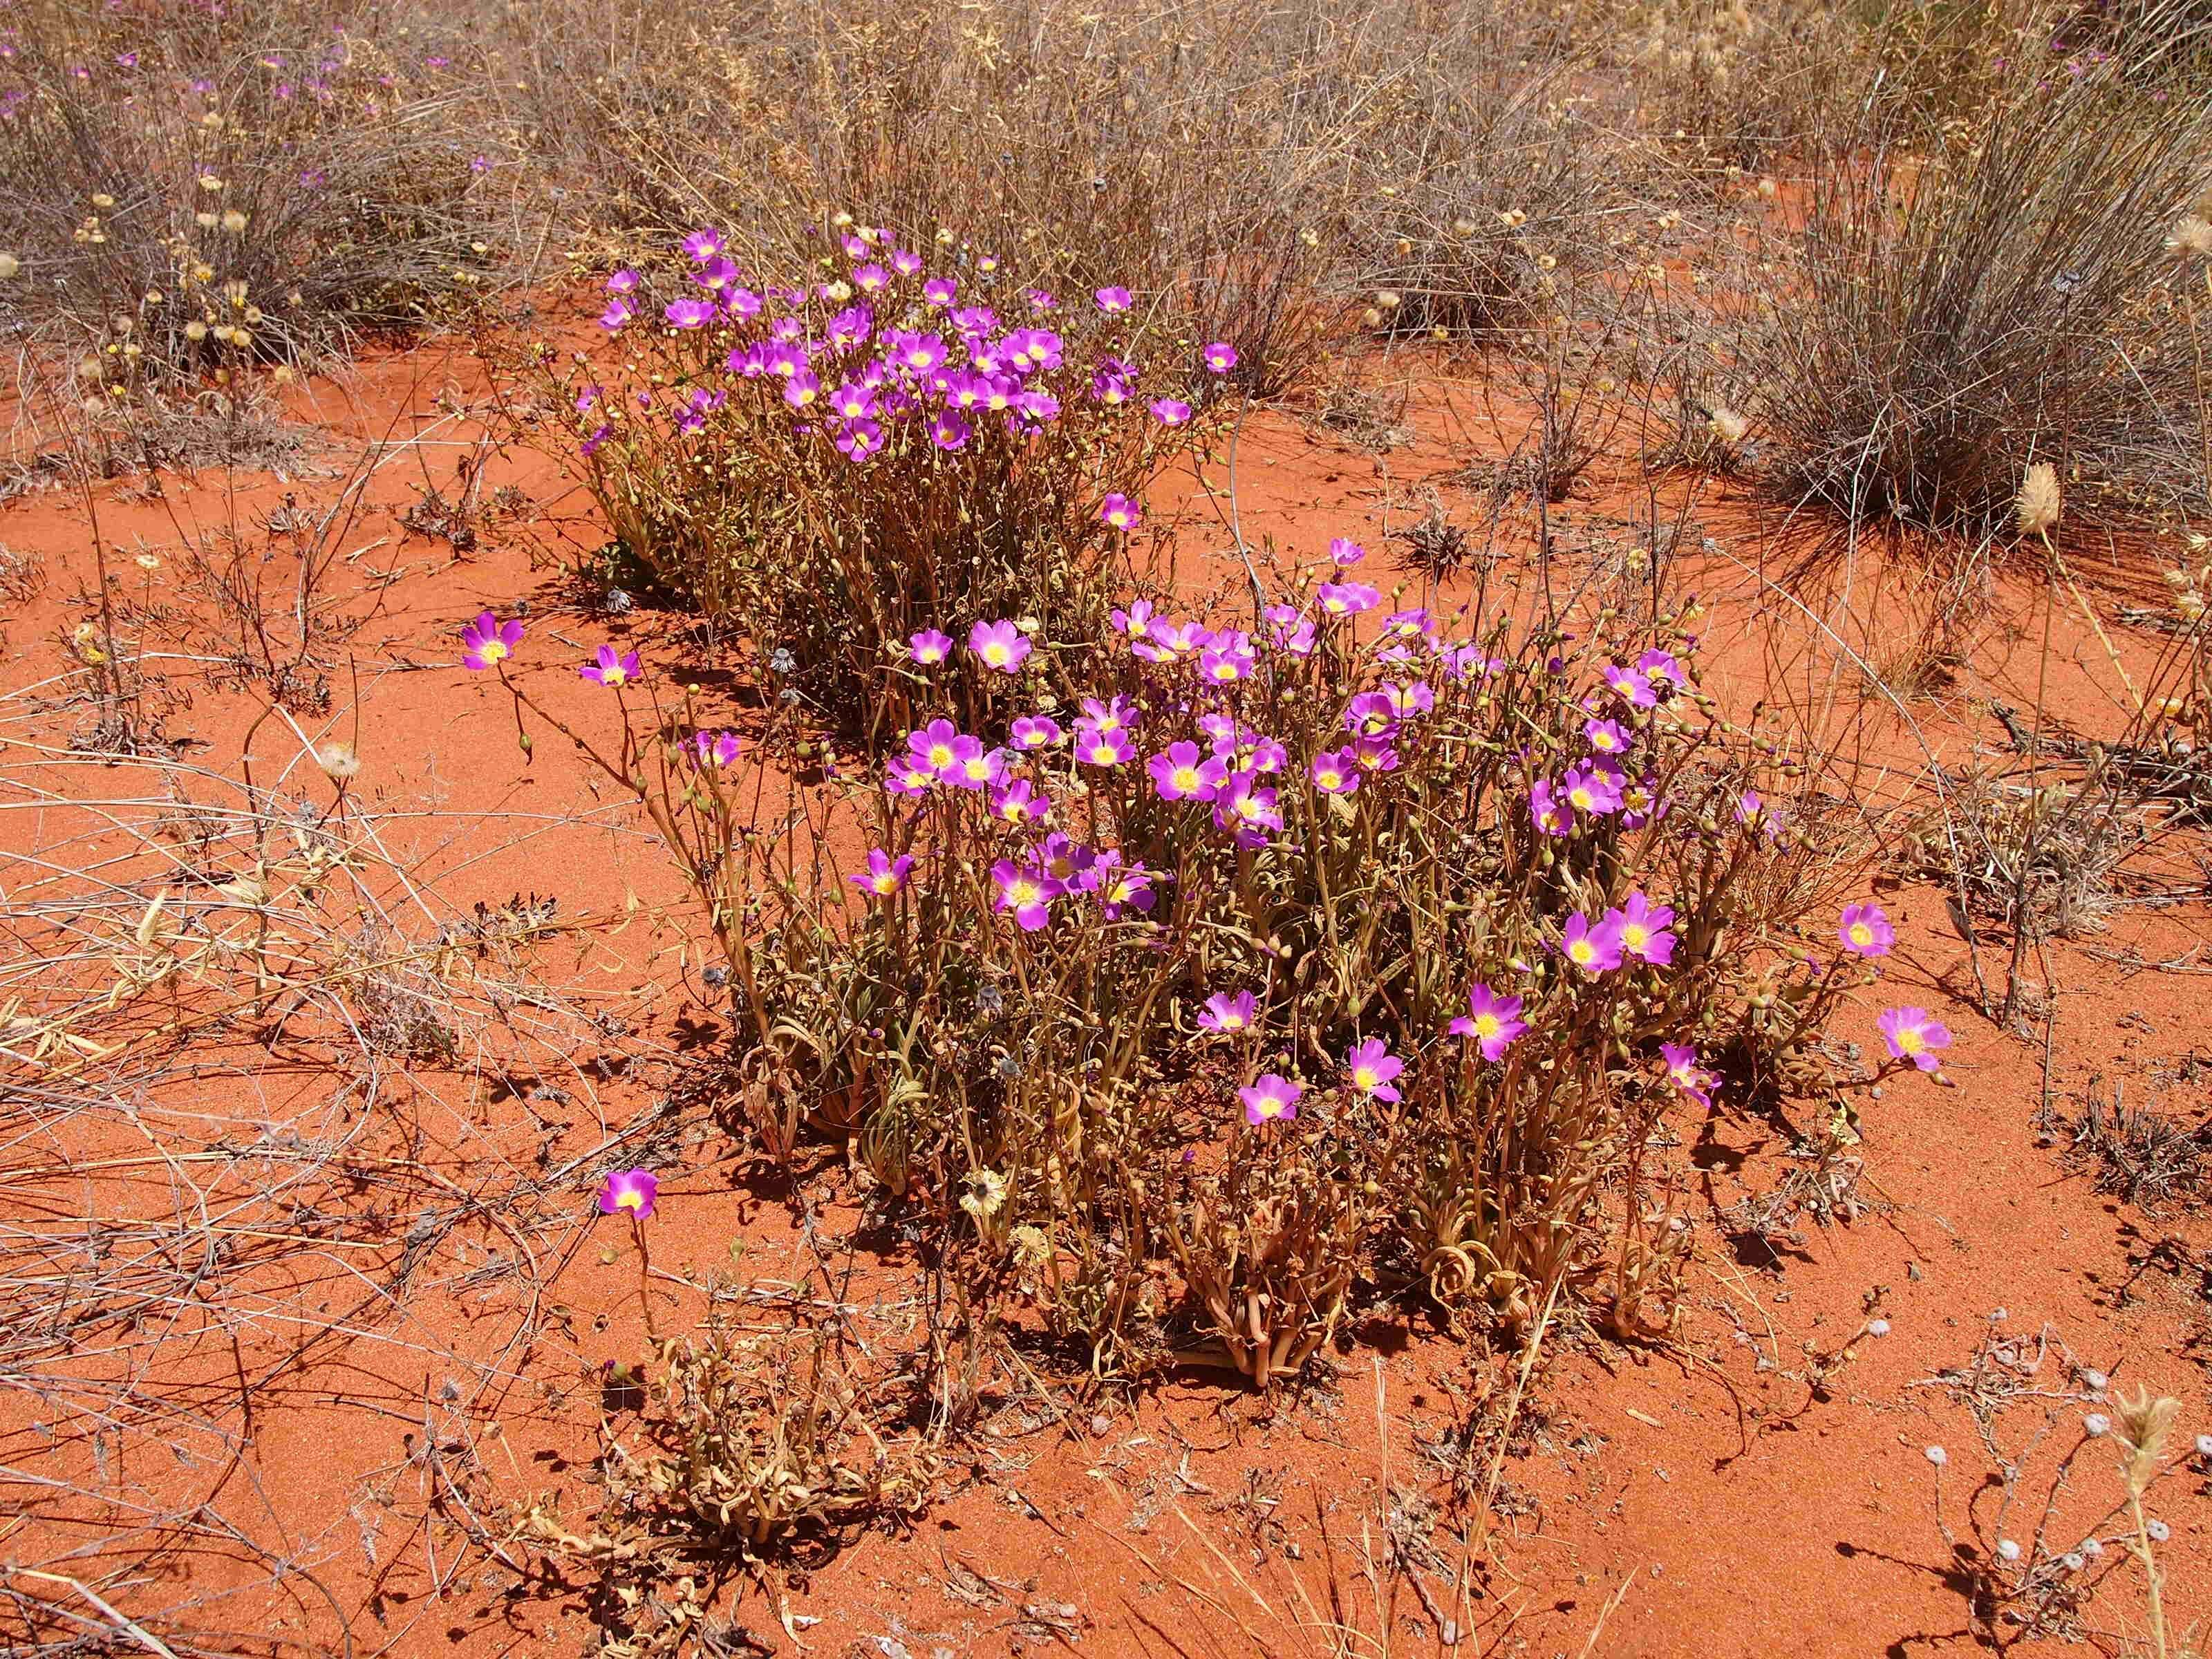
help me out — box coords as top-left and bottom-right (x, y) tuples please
(480, 536), (1913, 1386)
(541, 223), (1230, 740)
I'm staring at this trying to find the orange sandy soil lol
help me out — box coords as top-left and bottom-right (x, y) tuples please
(1, 328), (2207, 1659)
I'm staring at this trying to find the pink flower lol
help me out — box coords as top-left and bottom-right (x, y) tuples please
(1096, 852), (1157, 918)
(1329, 536), (1366, 567)
(460, 610), (524, 671)
(1636, 647), (1685, 688)
(1562, 912), (1626, 973)
(692, 730), (742, 767)
(850, 849), (914, 897)
(910, 628), (953, 664)
(947, 744), (1009, 791)
(1202, 341), (1239, 374)
(1450, 984), (1527, 1061)
(1149, 397), (1192, 427)
(991, 860), (1060, 932)
(1199, 991), (1257, 1033)
(1074, 724), (1134, 767)
(968, 619), (1031, 673)
(1316, 580), (1381, 617)
(1602, 662), (1658, 709)
(1607, 891), (1676, 966)
(581, 644), (641, 687)
(1145, 619), (1209, 662)
(1149, 740), (1228, 802)
(1530, 780), (1574, 837)
(1110, 599), (1156, 641)
(1660, 1042), (1717, 1108)
(1344, 1038), (1404, 1102)
(906, 718), (977, 780)
(990, 779), (1050, 826)
(1343, 691), (1399, 739)
(1239, 1073), (1302, 1125)
(1009, 714), (1062, 750)
(1100, 494), (1142, 530)
(1082, 695), (1138, 734)
(1839, 901), (1895, 958)
(885, 758), (937, 797)
(1310, 747), (1361, 794)
(1095, 285), (1134, 312)
(1584, 717), (1631, 756)
(1214, 771), (1282, 843)
(597, 1168), (658, 1219)
(1562, 764), (1622, 817)
(1877, 1006), (1951, 1071)
(1199, 633), (1256, 683)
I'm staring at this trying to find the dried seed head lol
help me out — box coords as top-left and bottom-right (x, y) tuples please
(2112, 1385), (2180, 1496)
(2168, 213), (2212, 260)
(2016, 462), (2062, 536)
(315, 740), (361, 781)
(1707, 405), (1749, 445)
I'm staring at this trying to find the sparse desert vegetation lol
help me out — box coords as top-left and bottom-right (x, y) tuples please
(1, 2), (2210, 1656)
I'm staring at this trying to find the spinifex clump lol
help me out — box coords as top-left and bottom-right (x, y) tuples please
(483, 545), (1949, 1391)
(541, 222), (1232, 745)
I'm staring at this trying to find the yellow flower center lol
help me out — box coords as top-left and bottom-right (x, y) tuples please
(1352, 1065), (1379, 1089)
(1897, 1028), (1924, 1053)
(481, 641), (507, 663)
(1089, 744), (1116, 763)
(1472, 1013), (1499, 1038)
(872, 874), (897, 894)
(1009, 879), (1039, 905)
(1569, 940), (1595, 964)
(1849, 923), (1873, 946)
(1622, 924), (1647, 950)
(1316, 768), (1341, 788)
(615, 1190), (643, 1211)
(1172, 766), (1200, 791)
(927, 743), (955, 769)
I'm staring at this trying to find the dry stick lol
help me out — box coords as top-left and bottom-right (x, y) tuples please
(2003, 536), (2059, 1025)
(2041, 527), (2140, 715)
(1575, 1567), (1638, 1658)
(2124, 1483), (2170, 1659)
(4, 1568), (180, 1659)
